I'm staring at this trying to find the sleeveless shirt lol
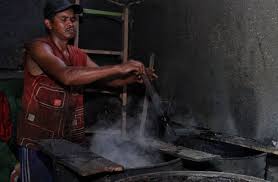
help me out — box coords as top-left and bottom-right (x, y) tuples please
(17, 36), (87, 149)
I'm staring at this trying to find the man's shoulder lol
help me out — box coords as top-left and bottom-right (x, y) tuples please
(29, 36), (50, 44)
(25, 36), (51, 49)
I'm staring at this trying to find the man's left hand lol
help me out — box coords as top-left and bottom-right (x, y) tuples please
(145, 68), (158, 81)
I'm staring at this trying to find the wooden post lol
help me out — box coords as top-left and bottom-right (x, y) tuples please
(121, 6), (129, 137)
(74, 0), (80, 47)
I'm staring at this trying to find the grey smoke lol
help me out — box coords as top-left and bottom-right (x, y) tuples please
(87, 91), (195, 168)
(89, 132), (163, 168)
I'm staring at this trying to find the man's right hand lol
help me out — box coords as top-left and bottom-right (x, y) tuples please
(120, 60), (145, 76)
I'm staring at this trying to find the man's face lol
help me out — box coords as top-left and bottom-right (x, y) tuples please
(45, 9), (77, 40)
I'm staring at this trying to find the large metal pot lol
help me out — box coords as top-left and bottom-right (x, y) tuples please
(39, 137), (183, 182)
(175, 136), (267, 178)
(88, 134), (183, 181)
(114, 171), (269, 182)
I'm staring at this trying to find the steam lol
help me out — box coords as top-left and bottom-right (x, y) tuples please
(89, 95), (163, 168)
(88, 96), (200, 168)
(87, 94), (166, 168)
(89, 131), (163, 168)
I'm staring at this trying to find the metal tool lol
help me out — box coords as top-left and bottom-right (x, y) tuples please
(141, 73), (176, 140)
(139, 53), (155, 137)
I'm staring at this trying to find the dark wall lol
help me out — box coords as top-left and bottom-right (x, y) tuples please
(131, 0), (278, 141)
(0, 0), (122, 69)
(79, 0), (122, 51)
(2, 0), (278, 141)
(0, 0), (46, 69)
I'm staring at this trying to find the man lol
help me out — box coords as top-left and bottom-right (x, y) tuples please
(17, 0), (152, 181)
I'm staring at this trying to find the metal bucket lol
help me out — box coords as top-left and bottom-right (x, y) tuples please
(114, 171), (268, 182)
(175, 136), (267, 178)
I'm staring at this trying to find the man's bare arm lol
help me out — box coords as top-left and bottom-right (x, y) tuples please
(86, 56), (142, 87)
(26, 42), (144, 86)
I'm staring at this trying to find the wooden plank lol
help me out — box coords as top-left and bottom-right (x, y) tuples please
(83, 8), (122, 17)
(199, 132), (278, 155)
(74, 0), (80, 47)
(121, 7), (129, 138)
(85, 128), (121, 135)
(37, 139), (123, 176)
(134, 138), (220, 162)
(122, 7), (129, 64)
(81, 49), (122, 56)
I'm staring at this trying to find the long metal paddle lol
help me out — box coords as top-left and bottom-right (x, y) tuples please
(141, 73), (176, 141)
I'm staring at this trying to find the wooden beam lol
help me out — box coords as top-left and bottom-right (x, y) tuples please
(83, 8), (122, 17)
(74, 0), (80, 47)
(85, 128), (121, 135)
(81, 49), (122, 56)
(121, 7), (129, 137)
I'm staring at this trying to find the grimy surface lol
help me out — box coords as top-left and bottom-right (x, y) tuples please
(200, 131), (278, 155)
(131, 0), (278, 143)
(133, 138), (220, 162)
(3, 0), (278, 142)
(37, 139), (123, 176)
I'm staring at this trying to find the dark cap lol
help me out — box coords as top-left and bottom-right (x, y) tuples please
(44, 0), (83, 19)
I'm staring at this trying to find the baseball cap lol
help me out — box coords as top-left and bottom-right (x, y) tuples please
(44, 0), (83, 19)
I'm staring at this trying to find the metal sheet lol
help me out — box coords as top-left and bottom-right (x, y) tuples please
(200, 132), (278, 155)
(37, 139), (124, 176)
(134, 138), (220, 162)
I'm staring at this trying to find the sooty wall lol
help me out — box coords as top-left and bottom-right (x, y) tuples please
(131, 0), (278, 141)
(2, 0), (278, 142)
(0, 0), (46, 69)
(0, 0), (122, 69)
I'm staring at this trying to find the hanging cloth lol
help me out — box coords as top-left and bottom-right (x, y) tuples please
(0, 91), (12, 143)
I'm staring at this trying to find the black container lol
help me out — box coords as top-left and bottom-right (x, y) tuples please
(94, 157), (183, 182)
(175, 136), (267, 178)
(52, 136), (183, 182)
(90, 135), (183, 181)
(265, 155), (278, 181)
(53, 156), (182, 182)
(114, 171), (268, 182)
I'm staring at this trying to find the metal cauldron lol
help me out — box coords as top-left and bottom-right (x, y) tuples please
(115, 171), (269, 182)
(175, 136), (267, 178)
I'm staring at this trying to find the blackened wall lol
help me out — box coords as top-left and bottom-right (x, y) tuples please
(131, 0), (278, 141)
(78, 0), (122, 51)
(2, 0), (278, 141)
(0, 0), (46, 69)
(0, 0), (122, 69)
